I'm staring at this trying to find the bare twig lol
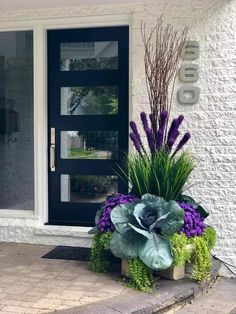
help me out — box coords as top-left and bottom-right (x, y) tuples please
(141, 17), (188, 133)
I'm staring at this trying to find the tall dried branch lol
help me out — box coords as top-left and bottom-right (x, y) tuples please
(141, 17), (188, 131)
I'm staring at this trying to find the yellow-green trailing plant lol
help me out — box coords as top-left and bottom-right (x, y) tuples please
(89, 232), (112, 273)
(202, 226), (217, 250)
(127, 258), (154, 292)
(170, 233), (192, 266)
(191, 236), (212, 283)
(189, 226), (217, 283)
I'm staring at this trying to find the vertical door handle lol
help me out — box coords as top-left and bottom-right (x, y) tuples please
(50, 128), (56, 172)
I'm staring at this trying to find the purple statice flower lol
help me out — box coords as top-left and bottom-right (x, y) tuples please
(130, 121), (141, 142)
(156, 110), (168, 150)
(173, 132), (191, 156)
(149, 113), (157, 137)
(179, 202), (206, 238)
(130, 132), (142, 156)
(149, 113), (156, 131)
(149, 113), (158, 150)
(176, 115), (184, 127)
(98, 194), (138, 233)
(129, 121), (147, 156)
(140, 112), (149, 130)
(167, 115), (184, 152)
(140, 112), (155, 154)
(146, 128), (156, 154)
(167, 129), (180, 152)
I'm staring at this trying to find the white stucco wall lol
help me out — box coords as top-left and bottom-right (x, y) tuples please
(0, 0), (235, 277)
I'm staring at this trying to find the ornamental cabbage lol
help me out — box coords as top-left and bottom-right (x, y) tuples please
(110, 194), (184, 270)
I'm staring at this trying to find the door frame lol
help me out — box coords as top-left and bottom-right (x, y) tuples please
(0, 13), (132, 229)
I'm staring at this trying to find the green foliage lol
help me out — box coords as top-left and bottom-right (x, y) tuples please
(119, 149), (195, 201)
(191, 236), (212, 283)
(89, 232), (112, 272)
(170, 233), (192, 266)
(170, 227), (216, 283)
(110, 193), (184, 270)
(202, 226), (217, 250)
(127, 258), (154, 292)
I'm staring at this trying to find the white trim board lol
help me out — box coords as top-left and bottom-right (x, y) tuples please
(0, 210), (37, 219)
(0, 4), (136, 22)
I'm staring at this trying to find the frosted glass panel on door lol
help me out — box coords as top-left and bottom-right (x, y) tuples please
(61, 175), (118, 203)
(0, 30), (34, 210)
(60, 41), (118, 71)
(61, 86), (118, 115)
(61, 131), (118, 160)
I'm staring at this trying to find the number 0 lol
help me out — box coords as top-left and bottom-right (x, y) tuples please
(178, 85), (200, 104)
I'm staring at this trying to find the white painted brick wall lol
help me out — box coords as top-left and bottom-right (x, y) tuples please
(0, 0), (235, 277)
(130, 0), (236, 277)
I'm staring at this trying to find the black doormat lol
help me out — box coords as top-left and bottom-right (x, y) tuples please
(42, 246), (120, 264)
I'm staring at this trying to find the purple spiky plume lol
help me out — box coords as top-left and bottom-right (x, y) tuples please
(173, 132), (191, 156)
(156, 110), (168, 150)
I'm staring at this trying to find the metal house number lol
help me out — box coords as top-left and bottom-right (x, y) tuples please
(178, 41), (200, 105)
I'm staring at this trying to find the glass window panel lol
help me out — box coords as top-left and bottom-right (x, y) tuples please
(61, 86), (118, 115)
(61, 175), (118, 203)
(61, 131), (118, 160)
(60, 41), (118, 71)
(0, 30), (34, 210)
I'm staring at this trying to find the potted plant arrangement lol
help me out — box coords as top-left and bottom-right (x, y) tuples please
(89, 111), (216, 291)
(88, 18), (217, 292)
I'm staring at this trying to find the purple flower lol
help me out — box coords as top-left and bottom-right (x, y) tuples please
(176, 115), (184, 127)
(129, 112), (190, 157)
(149, 113), (157, 139)
(130, 132), (142, 155)
(156, 111), (168, 150)
(146, 128), (155, 154)
(130, 121), (141, 142)
(167, 115), (184, 152)
(98, 194), (138, 233)
(140, 112), (155, 154)
(173, 132), (191, 156)
(140, 112), (149, 130)
(130, 120), (147, 156)
(167, 129), (180, 152)
(178, 202), (206, 237)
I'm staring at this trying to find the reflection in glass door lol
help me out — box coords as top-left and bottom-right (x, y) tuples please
(0, 30), (34, 211)
(47, 27), (129, 226)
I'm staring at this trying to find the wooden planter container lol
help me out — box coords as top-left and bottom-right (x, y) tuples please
(121, 259), (185, 280)
(121, 245), (194, 281)
(155, 265), (185, 280)
(121, 259), (130, 277)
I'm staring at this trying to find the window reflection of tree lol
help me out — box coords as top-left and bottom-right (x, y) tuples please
(77, 131), (118, 159)
(68, 86), (118, 115)
(70, 56), (117, 71)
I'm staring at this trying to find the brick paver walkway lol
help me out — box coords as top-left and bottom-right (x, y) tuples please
(0, 243), (129, 313)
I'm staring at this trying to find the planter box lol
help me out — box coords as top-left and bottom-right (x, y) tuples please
(121, 259), (185, 280)
(121, 259), (130, 277)
(155, 265), (185, 280)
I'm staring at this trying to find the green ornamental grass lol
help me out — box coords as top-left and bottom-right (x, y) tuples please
(119, 149), (195, 201)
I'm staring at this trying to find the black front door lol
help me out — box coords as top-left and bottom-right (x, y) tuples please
(47, 26), (129, 226)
